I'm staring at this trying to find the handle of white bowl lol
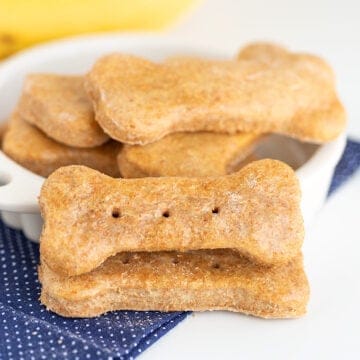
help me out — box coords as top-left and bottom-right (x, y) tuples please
(0, 152), (43, 213)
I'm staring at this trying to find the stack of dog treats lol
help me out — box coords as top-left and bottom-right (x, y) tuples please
(2, 43), (346, 318)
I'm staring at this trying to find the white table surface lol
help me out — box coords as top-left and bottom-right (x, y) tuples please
(141, 1), (360, 358)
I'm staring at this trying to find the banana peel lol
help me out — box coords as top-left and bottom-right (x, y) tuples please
(0, 0), (197, 59)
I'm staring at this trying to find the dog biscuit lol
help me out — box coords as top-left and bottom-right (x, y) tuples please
(18, 74), (109, 148)
(118, 132), (261, 178)
(2, 112), (120, 177)
(85, 44), (345, 145)
(0, 121), (8, 147)
(39, 159), (304, 276)
(39, 250), (309, 318)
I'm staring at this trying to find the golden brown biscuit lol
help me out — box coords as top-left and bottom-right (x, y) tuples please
(118, 132), (261, 178)
(85, 44), (346, 145)
(39, 250), (309, 319)
(2, 112), (120, 177)
(39, 159), (304, 276)
(0, 121), (8, 147)
(18, 74), (109, 148)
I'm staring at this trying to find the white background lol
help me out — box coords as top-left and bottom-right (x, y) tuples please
(142, 1), (360, 359)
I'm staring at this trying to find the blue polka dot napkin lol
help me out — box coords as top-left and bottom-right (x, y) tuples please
(1, 139), (359, 360)
(328, 139), (360, 195)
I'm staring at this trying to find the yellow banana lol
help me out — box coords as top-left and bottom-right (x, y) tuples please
(0, 0), (196, 59)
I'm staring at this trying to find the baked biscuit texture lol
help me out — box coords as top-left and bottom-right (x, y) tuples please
(18, 74), (109, 148)
(2, 112), (120, 178)
(39, 250), (309, 319)
(39, 159), (304, 276)
(0, 121), (7, 147)
(85, 43), (346, 145)
(118, 132), (261, 178)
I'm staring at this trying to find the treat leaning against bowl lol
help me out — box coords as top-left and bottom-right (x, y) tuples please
(18, 74), (109, 148)
(2, 112), (121, 178)
(118, 132), (262, 178)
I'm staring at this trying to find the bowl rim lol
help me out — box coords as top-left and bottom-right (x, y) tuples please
(0, 32), (347, 213)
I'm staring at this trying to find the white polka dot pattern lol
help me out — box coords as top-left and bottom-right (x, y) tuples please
(0, 222), (189, 359)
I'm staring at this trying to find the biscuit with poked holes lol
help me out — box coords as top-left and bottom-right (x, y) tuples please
(39, 250), (309, 318)
(2, 112), (120, 177)
(18, 74), (109, 148)
(118, 132), (262, 178)
(39, 159), (304, 276)
(85, 43), (345, 145)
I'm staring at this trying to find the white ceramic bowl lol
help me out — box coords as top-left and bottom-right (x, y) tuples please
(0, 34), (346, 242)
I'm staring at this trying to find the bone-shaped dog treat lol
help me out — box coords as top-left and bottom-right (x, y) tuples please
(85, 43), (346, 145)
(18, 74), (109, 148)
(39, 159), (304, 276)
(39, 250), (309, 318)
(3, 112), (120, 177)
(118, 132), (261, 178)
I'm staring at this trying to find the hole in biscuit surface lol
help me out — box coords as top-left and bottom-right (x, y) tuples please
(112, 208), (121, 218)
(212, 263), (220, 269)
(212, 207), (219, 214)
(172, 258), (179, 264)
(162, 210), (170, 218)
